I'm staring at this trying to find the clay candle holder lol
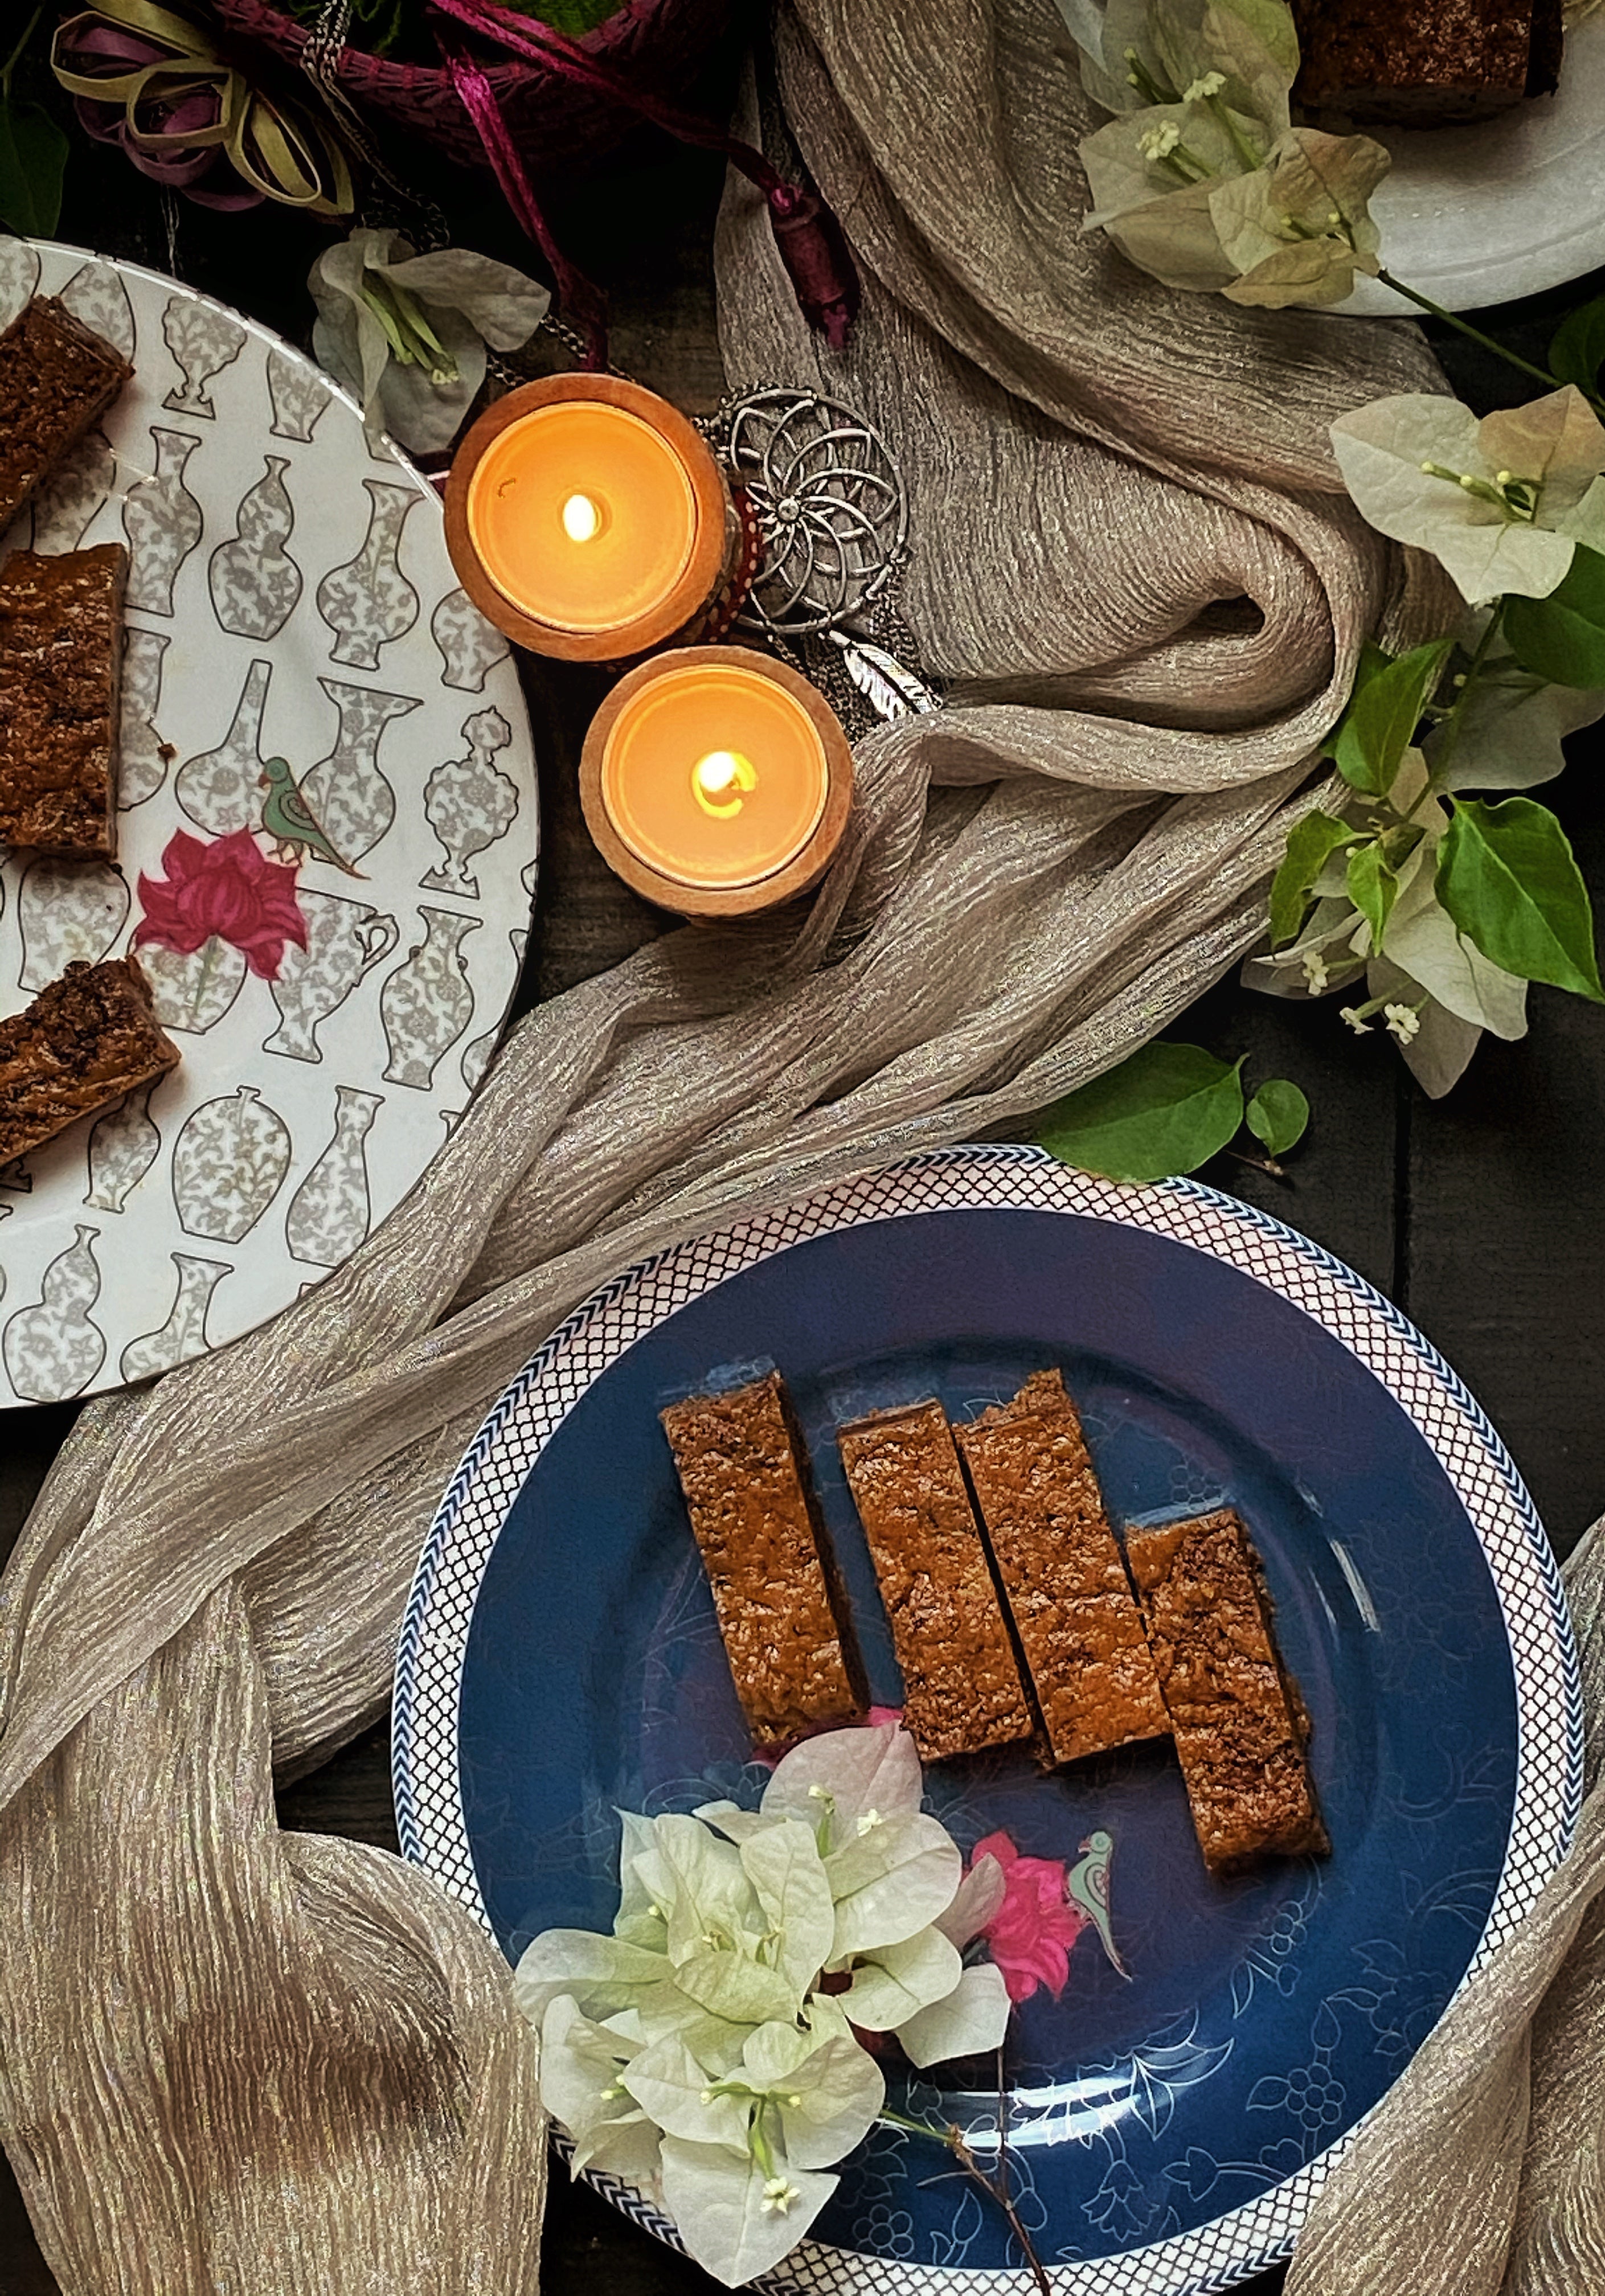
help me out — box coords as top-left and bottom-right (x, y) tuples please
(580, 645), (854, 917)
(444, 375), (750, 662)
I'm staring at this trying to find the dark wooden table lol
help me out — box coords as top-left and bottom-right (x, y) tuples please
(3, 90), (1603, 2296)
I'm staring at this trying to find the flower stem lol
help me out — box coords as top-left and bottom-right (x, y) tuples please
(191, 935), (220, 1027)
(1225, 1142), (1287, 1180)
(1, 8), (40, 92)
(1204, 92), (1264, 174)
(1377, 269), (1602, 415)
(359, 274), (460, 388)
(879, 2052), (1051, 2296)
(1125, 50), (1177, 106)
(1423, 601), (1507, 799)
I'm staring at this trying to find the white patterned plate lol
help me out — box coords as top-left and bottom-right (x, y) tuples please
(0, 237), (537, 1407)
(1345, 10), (1605, 314)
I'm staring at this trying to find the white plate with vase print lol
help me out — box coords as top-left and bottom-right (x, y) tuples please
(0, 237), (538, 1410)
(1344, 3), (1605, 315)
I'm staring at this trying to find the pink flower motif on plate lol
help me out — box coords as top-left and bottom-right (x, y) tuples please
(972, 1828), (1090, 2004)
(134, 827), (308, 981)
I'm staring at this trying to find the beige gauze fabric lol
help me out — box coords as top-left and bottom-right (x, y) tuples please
(2, 0), (1575, 2286)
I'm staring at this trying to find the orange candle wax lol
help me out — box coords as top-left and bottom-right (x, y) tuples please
(445, 376), (735, 663)
(468, 402), (696, 636)
(582, 647), (855, 918)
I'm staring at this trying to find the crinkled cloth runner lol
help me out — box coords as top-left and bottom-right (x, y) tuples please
(0, 1), (1595, 2290)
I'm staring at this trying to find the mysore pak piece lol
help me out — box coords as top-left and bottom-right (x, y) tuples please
(0, 296), (133, 535)
(956, 1370), (1170, 1765)
(0, 544), (128, 856)
(1291, 0), (1563, 125)
(0, 956), (180, 1165)
(661, 1371), (867, 1746)
(1125, 1508), (1328, 1871)
(837, 1399), (1034, 1762)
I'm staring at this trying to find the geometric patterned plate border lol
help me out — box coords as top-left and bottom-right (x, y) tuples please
(394, 1143), (1582, 2295)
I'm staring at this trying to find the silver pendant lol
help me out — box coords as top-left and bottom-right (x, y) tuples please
(707, 385), (940, 724)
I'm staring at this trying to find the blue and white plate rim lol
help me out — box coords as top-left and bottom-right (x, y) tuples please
(391, 1142), (1583, 2296)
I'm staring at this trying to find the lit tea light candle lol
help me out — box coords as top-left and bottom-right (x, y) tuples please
(445, 375), (749, 662)
(581, 646), (855, 917)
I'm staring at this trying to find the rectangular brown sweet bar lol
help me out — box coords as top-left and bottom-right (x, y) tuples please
(0, 957), (179, 1165)
(661, 1371), (867, 1748)
(1124, 1508), (1328, 1873)
(0, 297), (132, 536)
(837, 1399), (1034, 1762)
(1291, 0), (1562, 128)
(0, 544), (128, 856)
(956, 1370), (1169, 1765)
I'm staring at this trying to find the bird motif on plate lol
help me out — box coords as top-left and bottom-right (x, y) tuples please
(259, 755), (363, 876)
(1068, 1828), (1129, 1978)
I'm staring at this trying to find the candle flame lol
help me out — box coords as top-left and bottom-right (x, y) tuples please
(692, 750), (758, 819)
(562, 492), (603, 543)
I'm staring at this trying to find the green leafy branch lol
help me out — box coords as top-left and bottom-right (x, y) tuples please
(1250, 545), (1605, 1094)
(1033, 1043), (1309, 1187)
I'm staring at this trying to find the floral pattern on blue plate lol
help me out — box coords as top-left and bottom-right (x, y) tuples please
(393, 1147), (1581, 2295)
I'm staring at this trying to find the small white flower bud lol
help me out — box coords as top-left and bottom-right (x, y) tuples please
(1139, 122), (1182, 162)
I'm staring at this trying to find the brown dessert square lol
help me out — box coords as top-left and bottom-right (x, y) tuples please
(837, 1399), (1034, 1762)
(0, 544), (128, 855)
(1291, 0), (1562, 127)
(0, 297), (133, 536)
(0, 957), (179, 1164)
(956, 1370), (1169, 1765)
(1125, 1508), (1328, 1872)
(662, 1371), (867, 1748)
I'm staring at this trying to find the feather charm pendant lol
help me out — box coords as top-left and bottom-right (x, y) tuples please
(829, 631), (941, 721)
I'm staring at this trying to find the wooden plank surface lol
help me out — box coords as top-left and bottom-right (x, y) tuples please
(3, 84), (1604, 2296)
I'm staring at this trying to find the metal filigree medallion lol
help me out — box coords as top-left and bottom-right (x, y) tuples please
(707, 384), (939, 727)
(712, 386), (908, 639)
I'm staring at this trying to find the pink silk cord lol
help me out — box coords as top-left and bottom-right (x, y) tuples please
(428, 0), (859, 357)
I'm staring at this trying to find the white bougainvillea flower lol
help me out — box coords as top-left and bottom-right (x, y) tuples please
(538, 1996), (664, 2183)
(1209, 128), (1389, 308)
(1080, 93), (1266, 293)
(1082, 95), (1252, 226)
(1364, 956), (1496, 1099)
(1086, 166), (1242, 293)
(1059, 0), (1295, 133)
(1330, 386), (1605, 603)
(658, 2135), (838, 2288)
(1068, 0), (1398, 310)
(519, 1725), (1026, 2285)
(1082, 104), (1389, 308)
(309, 226), (548, 454)
(1380, 859), (1529, 1042)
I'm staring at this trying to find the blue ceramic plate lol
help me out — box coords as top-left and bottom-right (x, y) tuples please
(394, 1147), (1581, 2295)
